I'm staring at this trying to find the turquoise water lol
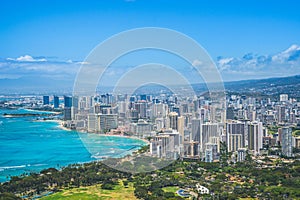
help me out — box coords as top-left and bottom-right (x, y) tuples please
(0, 108), (146, 182)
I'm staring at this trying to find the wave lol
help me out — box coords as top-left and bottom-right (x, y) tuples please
(91, 150), (119, 159)
(31, 163), (48, 167)
(91, 155), (108, 160)
(0, 163), (47, 171)
(0, 165), (26, 170)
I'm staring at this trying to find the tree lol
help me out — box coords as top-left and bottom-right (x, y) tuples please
(220, 141), (229, 167)
(134, 186), (149, 199)
(164, 192), (175, 198)
(101, 183), (114, 190)
(123, 180), (129, 187)
(245, 150), (253, 166)
(0, 192), (22, 200)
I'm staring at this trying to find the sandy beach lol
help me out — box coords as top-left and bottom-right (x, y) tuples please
(103, 134), (150, 144)
(37, 119), (149, 145)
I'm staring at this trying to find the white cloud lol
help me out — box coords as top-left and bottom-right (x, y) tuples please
(0, 56), (81, 80)
(1, 45), (300, 83)
(272, 44), (300, 63)
(76, 61), (90, 65)
(217, 44), (300, 81)
(192, 59), (203, 67)
(7, 55), (47, 62)
(218, 57), (234, 66)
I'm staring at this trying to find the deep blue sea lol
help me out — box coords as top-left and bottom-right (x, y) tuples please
(0, 108), (146, 182)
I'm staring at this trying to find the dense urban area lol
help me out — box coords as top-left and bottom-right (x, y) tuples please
(1, 81), (300, 199)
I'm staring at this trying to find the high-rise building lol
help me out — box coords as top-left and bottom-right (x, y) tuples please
(181, 103), (189, 114)
(248, 122), (263, 155)
(43, 96), (49, 105)
(276, 105), (286, 123)
(294, 137), (300, 150)
(135, 101), (147, 119)
(281, 127), (292, 157)
(228, 134), (243, 152)
(168, 112), (178, 130)
(237, 148), (247, 162)
(191, 118), (201, 142)
(205, 148), (213, 162)
(63, 96), (72, 120)
(205, 143), (218, 162)
(226, 121), (246, 152)
(87, 114), (99, 132)
(94, 104), (112, 114)
(71, 96), (79, 120)
(98, 114), (118, 132)
(78, 96), (93, 111)
(118, 101), (127, 114)
(193, 99), (199, 113)
(152, 103), (165, 118)
(63, 107), (72, 121)
(209, 106), (216, 123)
(200, 123), (220, 154)
(155, 118), (165, 131)
(100, 94), (113, 104)
(199, 108), (208, 123)
(280, 94), (288, 102)
(150, 131), (181, 159)
(172, 107), (180, 116)
(136, 119), (152, 137)
(106, 93), (113, 104)
(177, 116), (184, 141)
(53, 96), (59, 108)
(226, 106), (235, 120)
(140, 94), (147, 101)
(129, 96), (136, 102)
(64, 96), (72, 108)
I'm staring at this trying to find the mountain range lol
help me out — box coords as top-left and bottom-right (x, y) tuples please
(0, 74), (299, 98)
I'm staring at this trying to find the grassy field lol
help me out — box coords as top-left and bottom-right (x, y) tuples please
(162, 186), (179, 194)
(40, 181), (137, 200)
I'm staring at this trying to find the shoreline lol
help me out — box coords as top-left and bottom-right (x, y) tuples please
(35, 119), (71, 131)
(48, 119), (150, 145)
(34, 119), (149, 145)
(1, 119), (149, 183)
(103, 134), (150, 145)
(23, 108), (61, 114)
(36, 119), (149, 158)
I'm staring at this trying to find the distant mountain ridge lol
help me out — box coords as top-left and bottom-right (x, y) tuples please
(0, 75), (299, 97)
(224, 75), (300, 98)
(0, 76), (74, 94)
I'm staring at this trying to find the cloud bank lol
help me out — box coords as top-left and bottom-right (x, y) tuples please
(7, 55), (47, 62)
(217, 44), (300, 81)
(0, 56), (81, 79)
(0, 44), (299, 90)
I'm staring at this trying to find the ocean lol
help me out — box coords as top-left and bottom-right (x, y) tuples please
(0, 108), (146, 182)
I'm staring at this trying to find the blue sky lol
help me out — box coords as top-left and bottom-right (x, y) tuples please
(0, 0), (300, 85)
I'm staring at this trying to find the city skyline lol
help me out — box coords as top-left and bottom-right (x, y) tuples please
(1, 1), (300, 199)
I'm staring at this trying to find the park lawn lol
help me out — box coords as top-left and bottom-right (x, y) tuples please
(40, 181), (137, 200)
(162, 186), (180, 194)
